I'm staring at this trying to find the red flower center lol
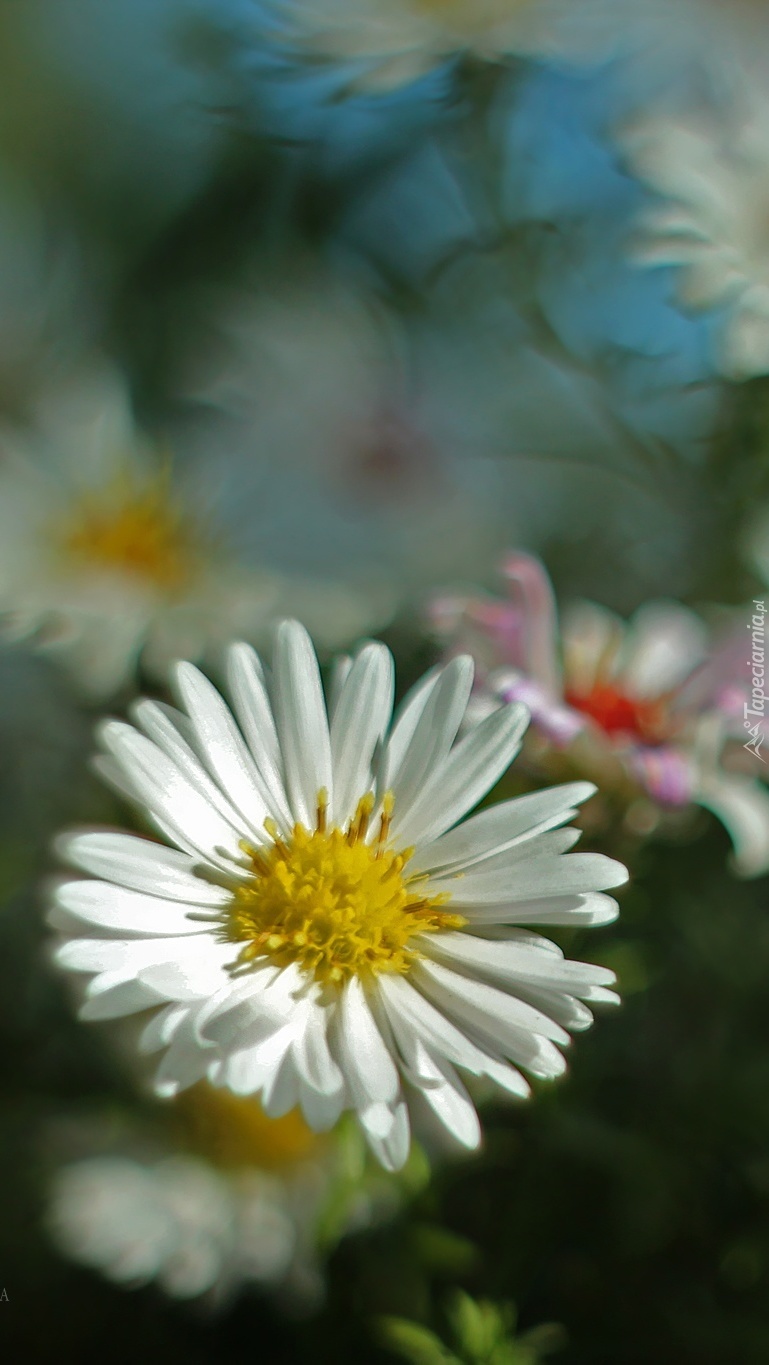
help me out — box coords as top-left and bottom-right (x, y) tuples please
(565, 682), (667, 744)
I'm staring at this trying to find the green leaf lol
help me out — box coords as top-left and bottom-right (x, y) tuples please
(378, 1316), (460, 1365)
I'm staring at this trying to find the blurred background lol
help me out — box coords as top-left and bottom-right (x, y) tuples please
(2, 1), (769, 1361)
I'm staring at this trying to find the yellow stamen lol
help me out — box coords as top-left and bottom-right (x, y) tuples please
(377, 790), (395, 856)
(222, 791), (464, 987)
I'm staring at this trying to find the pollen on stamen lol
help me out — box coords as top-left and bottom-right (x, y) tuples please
(263, 818), (289, 859)
(220, 789), (465, 987)
(348, 793), (374, 845)
(376, 790), (395, 854)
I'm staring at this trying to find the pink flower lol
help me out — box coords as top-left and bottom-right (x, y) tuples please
(430, 554), (769, 876)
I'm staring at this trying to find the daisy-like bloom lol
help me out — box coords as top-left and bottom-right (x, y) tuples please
(431, 554), (769, 876)
(48, 1084), (393, 1307)
(620, 90), (769, 380)
(0, 364), (384, 698)
(50, 621), (625, 1171)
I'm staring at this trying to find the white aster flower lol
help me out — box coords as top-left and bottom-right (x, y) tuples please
(621, 93), (769, 379)
(50, 621), (626, 1170)
(0, 364), (384, 698)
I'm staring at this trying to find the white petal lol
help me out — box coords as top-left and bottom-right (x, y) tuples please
(511, 989), (595, 1033)
(198, 964), (299, 1049)
(427, 829), (583, 902)
(153, 1012), (214, 1096)
(226, 643), (293, 828)
(85, 764), (219, 868)
(90, 754), (140, 808)
(357, 1101), (402, 1142)
(419, 931), (617, 996)
(412, 960), (568, 1080)
(132, 697), (264, 841)
(58, 935), (229, 1002)
(442, 852), (628, 906)
(415, 955), (570, 1046)
(97, 721), (244, 870)
(50, 880), (213, 937)
(54, 831), (232, 905)
(214, 1020), (297, 1095)
(217, 1038), (283, 1096)
(172, 662), (275, 843)
(377, 974), (529, 1098)
(363, 1098), (411, 1172)
(79, 977), (164, 1020)
(463, 891), (620, 927)
(56, 936), (171, 974)
(411, 1053), (481, 1150)
(297, 1078), (347, 1132)
(261, 1051), (300, 1119)
(139, 1004), (189, 1054)
(138, 939), (234, 1001)
(330, 977), (400, 1115)
(376, 667), (440, 792)
(328, 654), (353, 722)
(330, 643), (394, 826)
(471, 927), (564, 955)
(412, 782), (596, 874)
(272, 620), (332, 827)
(292, 999), (345, 1098)
(384, 656), (474, 821)
(392, 703), (530, 848)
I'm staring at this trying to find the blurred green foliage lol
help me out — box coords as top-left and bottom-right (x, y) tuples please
(380, 1291), (565, 1365)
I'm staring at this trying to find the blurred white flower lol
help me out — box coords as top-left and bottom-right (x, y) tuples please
(178, 268), (514, 599)
(431, 554), (769, 875)
(622, 95), (769, 379)
(48, 1084), (390, 1307)
(53, 1155), (262, 1298)
(234, 0), (619, 92)
(50, 621), (624, 1171)
(0, 364), (388, 698)
(612, 0), (769, 101)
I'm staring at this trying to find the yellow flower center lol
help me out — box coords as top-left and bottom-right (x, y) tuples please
(55, 468), (200, 593)
(173, 1083), (321, 1172)
(223, 793), (464, 987)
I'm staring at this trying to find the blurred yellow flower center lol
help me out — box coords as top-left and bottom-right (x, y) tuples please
(224, 792), (464, 986)
(56, 471), (197, 593)
(174, 1083), (321, 1172)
